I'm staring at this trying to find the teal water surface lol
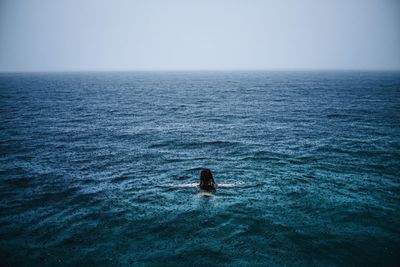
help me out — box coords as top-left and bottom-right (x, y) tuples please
(0, 71), (399, 266)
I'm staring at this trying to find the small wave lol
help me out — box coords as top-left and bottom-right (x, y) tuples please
(178, 140), (242, 149)
(326, 113), (350, 119)
(241, 150), (290, 161)
(110, 175), (131, 183)
(184, 167), (204, 172)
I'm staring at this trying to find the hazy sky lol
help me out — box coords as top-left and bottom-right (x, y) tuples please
(0, 0), (399, 71)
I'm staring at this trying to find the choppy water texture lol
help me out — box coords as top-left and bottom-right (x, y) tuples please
(1, 71), (400, 266)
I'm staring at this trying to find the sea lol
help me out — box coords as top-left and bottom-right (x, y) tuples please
(0, 71), (399, 266)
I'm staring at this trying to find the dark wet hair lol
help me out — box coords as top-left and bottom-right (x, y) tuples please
(199, 168), (215, 190)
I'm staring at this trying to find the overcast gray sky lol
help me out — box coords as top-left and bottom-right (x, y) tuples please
(0, 0), (399, 72)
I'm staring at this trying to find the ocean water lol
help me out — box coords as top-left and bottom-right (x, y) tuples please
(0, 71), (399, 266)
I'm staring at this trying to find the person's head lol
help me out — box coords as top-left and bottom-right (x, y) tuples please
(199, 168), (215, 190)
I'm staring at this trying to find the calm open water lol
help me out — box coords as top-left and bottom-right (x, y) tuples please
(0, 71), (400, 266)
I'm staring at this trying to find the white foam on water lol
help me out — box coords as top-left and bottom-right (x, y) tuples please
(176, 183), (199, 188)
(217, 183), (239, 188)
(175, 183), (242, 188)
(197, 191), (214, 197)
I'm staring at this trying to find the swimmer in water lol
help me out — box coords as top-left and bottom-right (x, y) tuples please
(199, 168), (215, 190)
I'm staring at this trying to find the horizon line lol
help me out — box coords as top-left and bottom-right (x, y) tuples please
(1, 68), (400, 74)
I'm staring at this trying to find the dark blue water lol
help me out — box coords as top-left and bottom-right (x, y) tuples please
(1, 71), (400, 266)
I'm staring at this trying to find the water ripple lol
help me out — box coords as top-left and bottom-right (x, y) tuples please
(0, 71), (399, 266)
